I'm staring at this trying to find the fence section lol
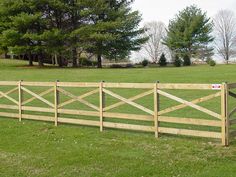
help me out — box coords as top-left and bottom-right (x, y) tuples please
(0, 81), (233, 146)
(228, 83), (236, 143)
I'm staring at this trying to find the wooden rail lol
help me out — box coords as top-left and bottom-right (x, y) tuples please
(0, 81), (234, 146)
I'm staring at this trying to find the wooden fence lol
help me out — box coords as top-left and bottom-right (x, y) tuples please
(228, 83), (236, 144)
(0, 81), (235, 146)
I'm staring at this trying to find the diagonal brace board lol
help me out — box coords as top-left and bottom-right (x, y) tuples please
(21, 87), (54, 107)
(57, 87), (99, 111)
(0, 87), (18, 99)
(58, 88), (99, 108)
(0, 90), (19, 105)
(157, 89), (222, 119)
(22, 88), (54, 105)
(103, 88), (154, 115)
(104, 89), (153, 111)
(159, 92), (221, 115)
(229, 91), (236, 99)
(229, 107), (236, 118)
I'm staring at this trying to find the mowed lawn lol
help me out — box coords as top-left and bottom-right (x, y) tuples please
(0, 59), (236, 177)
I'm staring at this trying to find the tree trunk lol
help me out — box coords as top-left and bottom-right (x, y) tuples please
(28, 54), (33, 66)
(97, 54), (102, 68)
(72, 47), (78, 68)
(38, 53), (44, 67)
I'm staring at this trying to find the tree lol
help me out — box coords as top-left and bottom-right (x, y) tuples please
(183, 54), (191, 66)
(213, 10), (236, 64)
(174, 55), (182, 67)
(74, 0), (146, 68)
(159, 53), (167, 66)
(164, 5), (214, 59)
(142, 21), (167, 63)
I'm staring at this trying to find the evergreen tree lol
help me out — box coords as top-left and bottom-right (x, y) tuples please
(159, 53), (167, 66)
(183, 54), (191, 66)
(174, 55), (182, 67)
(74, 0), (147, 68)
(163, 5), (214, 58)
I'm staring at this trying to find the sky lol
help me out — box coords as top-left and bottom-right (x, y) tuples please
(132, 0), (236, 25)
(131, 0), (236, 62)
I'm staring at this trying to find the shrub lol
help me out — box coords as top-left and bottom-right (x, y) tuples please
(174, 55), (182, 67)
(110, 64), (123, 68)
(142, 59), (149, 67)
(183, 54), (191, 66)
(159, 53), (167, 66)
(79, 57), (92, 66)
(126, 63), (134, 68)
(209, 60), (216, 66)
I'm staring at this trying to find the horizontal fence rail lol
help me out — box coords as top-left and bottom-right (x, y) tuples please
(0, 81), (234, 146)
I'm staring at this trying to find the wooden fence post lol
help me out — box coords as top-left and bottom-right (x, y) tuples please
(99, 81), (105, 132)
(54, 80), (59, 126)
(154, 81), (159, 138)
(221, 82), (229, 146)
(18, 80), (23, 122)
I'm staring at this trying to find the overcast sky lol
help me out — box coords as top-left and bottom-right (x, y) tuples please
(132, 0), (236, 25)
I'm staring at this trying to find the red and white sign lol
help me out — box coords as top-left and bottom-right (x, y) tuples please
(212, 84), (221, 90)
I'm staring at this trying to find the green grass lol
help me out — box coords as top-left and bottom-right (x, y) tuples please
(0, 59), (236, 177)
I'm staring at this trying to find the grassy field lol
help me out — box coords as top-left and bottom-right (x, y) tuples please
(0, 59), (236, 177)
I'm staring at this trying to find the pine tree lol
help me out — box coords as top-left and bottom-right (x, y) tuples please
(174, 55), (182, 67)
(183, 54), (191, 66)
(159, 53), (167, 66)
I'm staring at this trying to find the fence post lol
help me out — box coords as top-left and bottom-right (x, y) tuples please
(18, 80), (23, 122)
(221, 82), (229, 146)
(99, 81), (105, 132)
(154, 81), (159, 138)
(54, 80), (59, 126)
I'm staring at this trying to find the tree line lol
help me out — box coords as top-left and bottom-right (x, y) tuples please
(140, 6), (236, 65)
(0, 0), (147, 67)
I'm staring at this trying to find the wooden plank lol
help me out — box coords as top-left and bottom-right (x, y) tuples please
(0, 104), (18, 110)
(22, 88), (54, 105)
(157, 89), (222, 119)
(58, 109), (99, 117)
(221, 83), (229, 146)
(21, 86), (54, 107)
(18, 81), (22, 121)
(159, 127), (222, 139)
(103, 122), (154, 132)
(22, 106), (54, 113)
(103, 112), (153, 121)
(159, 92), (221, 115)
(157, 83), (214, 90)
(57, 87), (99, 111)
(103, 83), (154, 89)
(0, 81), (18, 86)
(0, 112), (18, 118)
(0, 91), (19, 105)
(57, 82), (99, 88)
(22, 114), (54, 122)
(0, 87), (18, 99)
(159, 116), (221, 127)
(99, 82), (104, 132)
(54, 81), (58, 126)
(229, 107), (236, 118)
(58, 117), (100, 127)
(228, 83), (236, 89)
(104, 89), (153, 111)
(21, 82), (54, 87)
(58, 89), (99, 108)
(229, 119), (236, 125)
(229, 91), (236, 99)
(154, 83), (159, 138)
(103, 88), (154, 115)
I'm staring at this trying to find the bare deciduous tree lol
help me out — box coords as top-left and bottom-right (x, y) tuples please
(214, 10), (236, 64)
(142, 21), (168, 63)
